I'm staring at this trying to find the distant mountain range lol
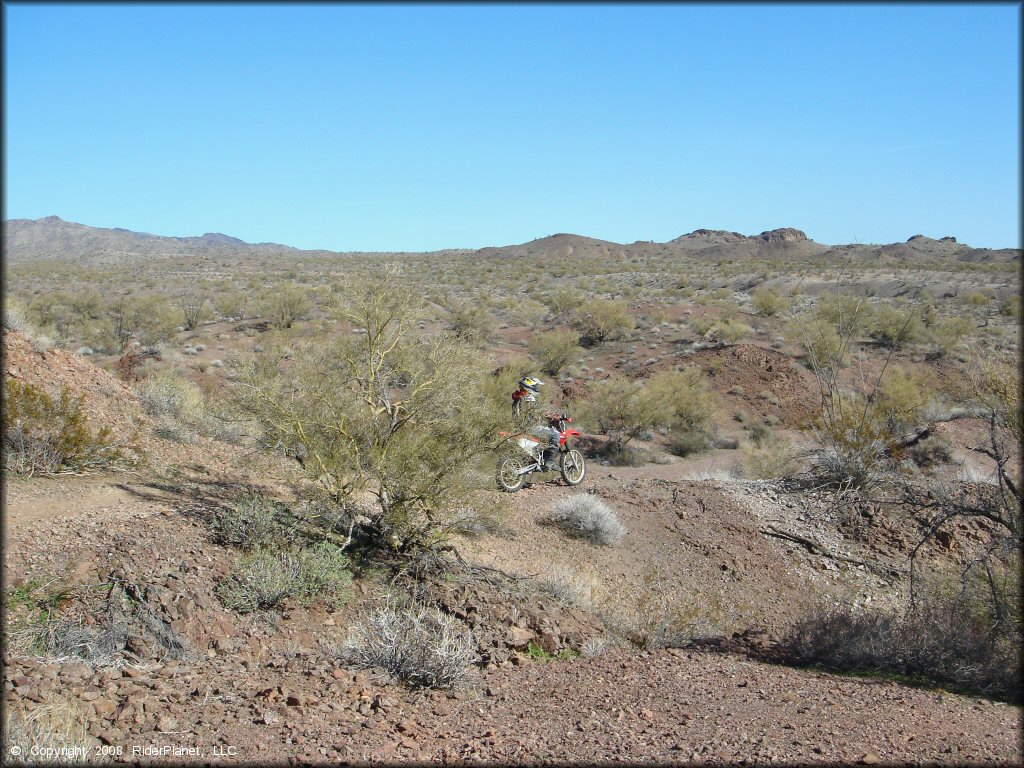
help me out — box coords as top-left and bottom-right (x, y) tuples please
(2, 215), (1019, 265)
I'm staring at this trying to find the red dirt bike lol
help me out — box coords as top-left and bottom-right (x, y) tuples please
(496, 413), (586, 492)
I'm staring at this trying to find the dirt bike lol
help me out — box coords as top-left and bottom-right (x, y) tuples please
(496, 413), (586, 492)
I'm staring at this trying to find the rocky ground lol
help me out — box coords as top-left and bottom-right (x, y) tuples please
(3, 328), (1021, 765)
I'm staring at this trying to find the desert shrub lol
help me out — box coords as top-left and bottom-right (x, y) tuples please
(871, 366), (936, 435)
(213, 291), (248, 320)
(509, 298), (549, 328)
(584, 367), (713, 452)
(341, 596), (477, 688)
(710, 318), (752, 345)
(3, 297), (32, 333)
(811, 397), (893, 490)
(867, 304), (924, 349)
(538, 564), (599, 608)
(263, 286), (311, 330)
(596, 568), (729, 649)
(907, 434), (954, 469)
(778, 597), (1021, 702)
(588, 439), (647, 466)
(210, 493), (285, 550)
(751, 286), (789, 316)
(178, 293), (209, 330)
(793, 320), (848, 370)
(961, 291), (991, 307)
(529, 328), (581, 376)
(3, 380), (129, 477)
(927, 316), (974, 357)
(997, 295), (1021, 319)
(572, 299), (635, 347)
(738, 432), (801, 479)
(548, 494), (626, 545)
(665, 429), (711, 457)
(813, 294), (874, 338)
(137, 370), (205, 422)
(3, 696), (91, 765)
(231, 269), (507, 555)
(216, 542), (352, 614)
(447, 300), (496, 344)
(542, 287), (584, 319)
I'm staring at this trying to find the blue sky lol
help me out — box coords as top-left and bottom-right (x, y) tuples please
(3, 2), (1020, 251)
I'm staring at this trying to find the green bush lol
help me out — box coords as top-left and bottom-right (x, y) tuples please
(867, 305), (924, 349)
(572, 299), (635, 347)
(210, 493), (285, 550)
(751, 287), (789, 316)
(529, 328), (581, 376)
(216, 542), (352, 614)
(665, 429), (711, 457)
(3, 380), (130, 477)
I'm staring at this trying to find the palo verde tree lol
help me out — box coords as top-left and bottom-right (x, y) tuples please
(231, 269), (507, 554)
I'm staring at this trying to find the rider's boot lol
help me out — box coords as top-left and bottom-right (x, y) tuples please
(543, 447), (559, 470)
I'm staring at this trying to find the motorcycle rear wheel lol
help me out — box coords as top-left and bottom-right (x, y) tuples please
(560, 448), (586, 486)
(496, 454), (527, 492)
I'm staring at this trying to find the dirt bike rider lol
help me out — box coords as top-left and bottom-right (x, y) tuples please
(511, 376), (562, 470)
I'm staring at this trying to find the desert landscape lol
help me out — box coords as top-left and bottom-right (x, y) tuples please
(2, 215), (1021, 765)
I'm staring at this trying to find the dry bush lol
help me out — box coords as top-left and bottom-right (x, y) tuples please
(738, 432), (802, 479)
(3, 380), (130, 478)
(340, 595), (477, 688)
(547, 494), (626, 545)
(538, 564), (600, 608)
(596, 569), (730, 649)
(216, 542), (352, 614)
(3, 696), (92, 764)
(779, 596), (1021, 702)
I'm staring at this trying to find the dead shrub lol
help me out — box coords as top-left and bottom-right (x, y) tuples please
(340, 595), (477, 688)
(547, 494), (626, 545)
(3, 696), (92, 764)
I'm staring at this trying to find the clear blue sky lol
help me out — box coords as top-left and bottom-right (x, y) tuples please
(3, 2), (1020, 251)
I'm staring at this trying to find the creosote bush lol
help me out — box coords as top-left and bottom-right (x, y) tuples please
(3, 379), (130, 477)
(548, 494), (626, 545)
(341, 595), (477, 688)
(216, 542), (352, 614)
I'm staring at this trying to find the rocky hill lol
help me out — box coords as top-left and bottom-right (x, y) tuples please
(4, 216), (1019, 265)
(1, 216), (298, 262)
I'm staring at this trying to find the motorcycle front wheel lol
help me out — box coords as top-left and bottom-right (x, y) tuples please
(559, 448), (586, 486)
(496, 454), (527, 493)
